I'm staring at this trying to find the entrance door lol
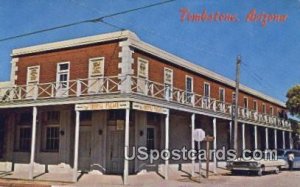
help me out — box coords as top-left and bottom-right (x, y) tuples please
(106, 126), (124, 174)
(78, 126), (91, 172)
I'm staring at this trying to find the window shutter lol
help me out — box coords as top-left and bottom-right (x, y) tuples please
(26, 66), (40, 98)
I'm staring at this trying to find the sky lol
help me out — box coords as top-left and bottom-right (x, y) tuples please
(0, 0), (299, 103)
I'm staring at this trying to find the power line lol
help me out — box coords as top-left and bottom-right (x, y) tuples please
(0, 0), (175, 42)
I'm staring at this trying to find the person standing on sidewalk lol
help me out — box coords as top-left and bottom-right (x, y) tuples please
(288, 152), (295, 171)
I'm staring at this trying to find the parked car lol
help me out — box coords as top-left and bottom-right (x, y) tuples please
(226, 152), (286, 176)
(277, 149), (300, 169)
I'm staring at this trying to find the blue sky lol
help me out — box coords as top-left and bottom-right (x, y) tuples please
(0, 0), (299, 102)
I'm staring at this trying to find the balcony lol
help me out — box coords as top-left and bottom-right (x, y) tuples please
(0, 75), (291, 129)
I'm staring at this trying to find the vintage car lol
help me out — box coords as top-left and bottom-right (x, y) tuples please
(226, 153), (286, 176)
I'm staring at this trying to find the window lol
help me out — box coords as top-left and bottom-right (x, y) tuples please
(243, 97), (248, 109)
(262, 103), (266, 114)
(47, 111), (60, 124)
(219, 88), (225, 103)
(89, 57), (105, 77)
(19, 127), (31, 152)
(45, 126), (59, 152)
(146, 127), (155, 152)
(137, 58), (149, 93)
(42, 111), (60, 152)
(164, 68), (173, 100)
(204, 83), (210, 98)
(137, 58), (149, 78)
(56, 62), (70, 97)
(270, 106), (274, 116)
(81, 111), (92, 121)
(185, 76), (193, 103)
(26, 66), (40, 98)
(253, 100), (258, 112)
(88, 57), (105, 93)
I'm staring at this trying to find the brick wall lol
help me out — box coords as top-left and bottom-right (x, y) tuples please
(132, 50), (285, 116)
(15, 41), (120, 85)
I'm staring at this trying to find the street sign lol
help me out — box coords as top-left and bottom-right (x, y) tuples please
(193, 129), (205, 142)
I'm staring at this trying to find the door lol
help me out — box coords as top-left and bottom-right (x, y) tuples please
(106, 126), (124, 174)
(0, 115), (5, 159)
(56, 62), (69, 97)
(78, 126), (91, 172)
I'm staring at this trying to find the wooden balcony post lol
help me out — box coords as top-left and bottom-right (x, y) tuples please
(191, 113), (195, 177)
(254, 125), (258, 150)
(76, 80), (81, 97)
(29, 106), (37, 179)
(265, 128), (269, 150)
(165, 110), (170, 180)
(72, 110), (80, 182)
(282, 131), (286, 149)
(213, 117), (217, 173)
(123, 108), (130, 185)
(242, 123), (245, 150)
(274, 129), (277, 149)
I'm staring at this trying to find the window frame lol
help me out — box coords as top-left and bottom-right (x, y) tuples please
(137, 57), (149, 79)
(253, 100), (258, 112)
(204, 82), (210, 98)
(88, 57), (105, 78)
(219, 87), (225, 103)
(56, 62), (70, 89)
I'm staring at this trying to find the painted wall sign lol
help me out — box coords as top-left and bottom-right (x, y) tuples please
(132, 102), (168, 114)
(75, 101), (130, 111)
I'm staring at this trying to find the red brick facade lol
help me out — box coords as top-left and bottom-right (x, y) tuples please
(14, 39), (285, 116)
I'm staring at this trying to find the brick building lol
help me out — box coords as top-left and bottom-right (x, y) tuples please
(0, 30), (292, 184)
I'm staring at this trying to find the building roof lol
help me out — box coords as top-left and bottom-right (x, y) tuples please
(11, 30), (286, 107)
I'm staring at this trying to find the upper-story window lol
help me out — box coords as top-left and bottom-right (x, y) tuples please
(219, 88), (225, 103)
(26, 66), (40, 98)
(270, 106), (274, 116)
(204, 83), (210, 98)
(262, 103), (266, 114)
(137, 58), (149, 78)
(88, 57), (105, 94)
(164, 68), (173, 100)
(56, 62), (70, 97)
(137, 58), (149, 93)
(185, 76), (193, 103)
(243, 97), (248, 109)
(253, 100), (258, 112)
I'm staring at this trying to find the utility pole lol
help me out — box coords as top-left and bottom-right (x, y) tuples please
(233, 55), (241, 151)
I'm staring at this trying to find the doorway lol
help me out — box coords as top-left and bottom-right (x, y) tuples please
(106, 125), (124, 174)
(78, 126), (91, 172)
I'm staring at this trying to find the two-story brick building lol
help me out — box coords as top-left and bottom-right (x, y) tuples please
(0, 30), (292, 184)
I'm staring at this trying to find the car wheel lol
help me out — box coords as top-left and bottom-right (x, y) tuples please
(257, 168), (263, 176)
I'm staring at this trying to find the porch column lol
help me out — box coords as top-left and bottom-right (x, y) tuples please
(242, 124), (245, 150)
(72, 110), (80, 182)
(282, 131), (286, 149)
(29, 106), (37, 179)
(123, 108), (130, 185)
(191, 113), (195, 176)
(265, 128), (269, 149)
(164, 110), (170, 180)
(274, 129), (277, 149)
(213, 117), (217, 173)
(254, 125), (257, 150)
(289, 132), (293, 149)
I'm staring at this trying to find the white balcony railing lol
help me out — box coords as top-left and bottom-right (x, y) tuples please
(0, 75), (291, 129)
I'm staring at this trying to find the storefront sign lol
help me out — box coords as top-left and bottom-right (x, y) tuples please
(76, 101), (130, 111)
(132, 102), (168, 114)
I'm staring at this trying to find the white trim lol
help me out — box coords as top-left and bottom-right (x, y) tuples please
(56, 62), (70, 97)
(26, 65), (40, 85)
(12, 30), (139, 56)
(10, 30), (285, 107)
(164, 67), (173, 85)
